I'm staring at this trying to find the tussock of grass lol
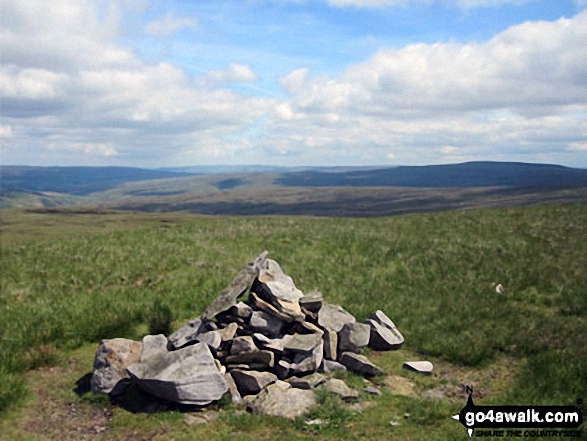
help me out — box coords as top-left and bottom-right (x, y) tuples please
(0, 204), (586, 428)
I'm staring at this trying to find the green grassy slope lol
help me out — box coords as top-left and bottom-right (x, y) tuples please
(0, 206), (585, 439)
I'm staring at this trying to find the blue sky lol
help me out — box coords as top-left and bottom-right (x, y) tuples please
(1, 0), (587, 167)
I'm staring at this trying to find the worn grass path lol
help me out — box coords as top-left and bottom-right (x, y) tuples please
(0, 205), (586, 439)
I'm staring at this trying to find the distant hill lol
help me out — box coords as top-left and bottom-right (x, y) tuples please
(159, 165), (388, 175)
(274, 162), (587, 188)
(0, 166), (195, 195)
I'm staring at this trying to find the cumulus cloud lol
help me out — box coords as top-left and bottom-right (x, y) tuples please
(144, 12), (198, 36)
(1, 0), (273, 165)
(266, 11), (587, 165)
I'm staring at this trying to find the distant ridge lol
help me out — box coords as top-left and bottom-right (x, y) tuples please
(0, 166), (195, 195)
(274, 161), (587, 188)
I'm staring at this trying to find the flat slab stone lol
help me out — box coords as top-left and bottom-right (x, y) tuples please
(403, 361), (433, 375)
(201, 251), (268, 320)
(290, 341), (324, 375)
(284, 333), (323, 353)
(339, 352), (383, 377)
(127, 342), (228, 406)
(231, 370), (277, 396)
(366, 310), (404, 350)
(317, 303), (356, 333)
(225, 350), (275, 368)
(365, 319), (404, 351)
(247, 381), (317, 420)
(337, 322), (370, 354)
(250, 292), (302, 323)
(91, 338), (142, 394)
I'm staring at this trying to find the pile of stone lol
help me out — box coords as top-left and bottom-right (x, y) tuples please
(90, 252), (406, 419)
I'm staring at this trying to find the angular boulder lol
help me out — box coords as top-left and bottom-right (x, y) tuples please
(225, 350), (275, 369)
(247, 381), (317, 420)
(366, 310), (404, 350)
(317, 303), (356, 333)
(320, 359), (347, 373)
(231, 370), (277, 396)
(322, 328), (338, 360)
(299, 290), (323, 312)
(252, 259), (304, 304)
(91, 338), (142, 395)
(365, 319), (403, 351)
(127, 342), (228, 405)
(337, 322), (370, 354)
(339, 352), (383, 377)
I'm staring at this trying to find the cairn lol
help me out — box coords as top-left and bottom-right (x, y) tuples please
(90, 252), (406, 419)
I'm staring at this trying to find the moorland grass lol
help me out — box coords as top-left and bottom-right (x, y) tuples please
(0, 205), (586, 434)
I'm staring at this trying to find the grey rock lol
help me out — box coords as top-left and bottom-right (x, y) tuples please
(365, 319), (404, 351)
(294, 320), (324, 335)
(287, 373), (326, 390)
(253, 333), (292, 353)
(196, 330), (222, 350)
(247, 381), (317, 420)
(249, 311), (284, 336)
(253, 259), (304, 304)
(291, 341), (324, 375)
(202, 251), (268, 320)
(249, 292), (302, 323)
(338, 322), (370, 354)
(226, 363), (271, 371)
(284, 333), (322, 353)
(319, 378), (359, 400)
(231, 370), (277, 396)
(364, 386), (382, 396)
(224, 372), (243, 404)
(367, 310), (404, 348)
(91, 338), (142, 395)
(127, 342), (228, 406)
(225, 350), (275, 368)
(299, 290), (323, 312)
(403, 361), (433, 375)
(322, 328), (338, 360)
(167, 318), (206, 350)
(140, 334), (168, 362)
(230, 336), (258, 355)
(317, 303), (356, 333)
(320, 359), (347, 373)
(339, 352), (383, 377)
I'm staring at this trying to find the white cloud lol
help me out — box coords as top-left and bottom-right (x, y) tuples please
(266, 11), (587, 165)
(205, 63), (259, 83)
(569, 142), (587, 151)
(144, 12), (198, 37)
(0, 125), (13, 138)
(327, 0), (524, 8)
